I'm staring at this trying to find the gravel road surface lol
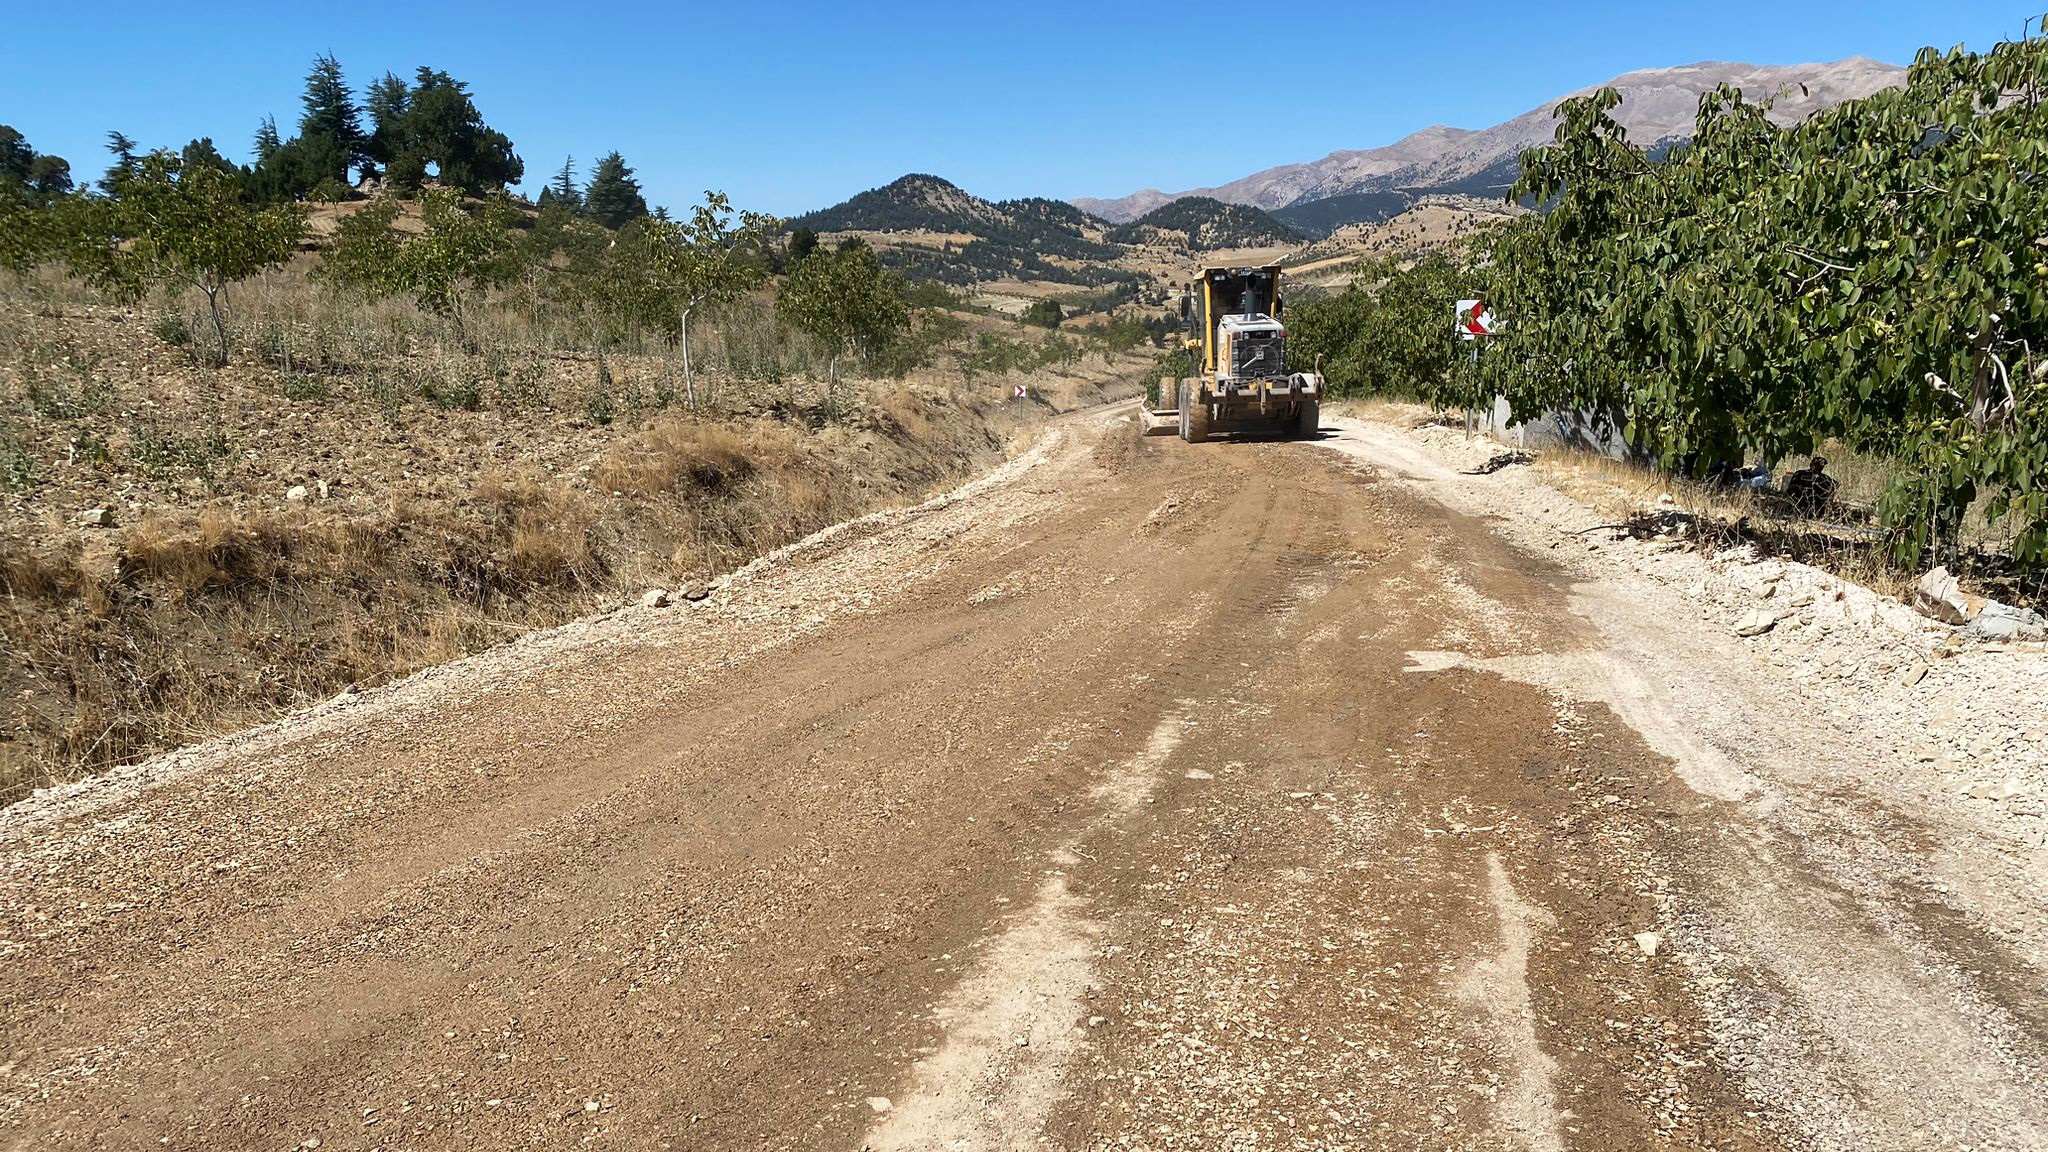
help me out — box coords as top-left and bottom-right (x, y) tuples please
(3, 406), (2041, 1151)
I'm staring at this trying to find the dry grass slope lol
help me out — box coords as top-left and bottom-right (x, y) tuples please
(0, 270), (1145, 802)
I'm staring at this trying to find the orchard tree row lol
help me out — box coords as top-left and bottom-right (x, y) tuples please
(0, 47), (949, 388)
(3, 158), (916, 397)
(1292, 35), (2048, 572)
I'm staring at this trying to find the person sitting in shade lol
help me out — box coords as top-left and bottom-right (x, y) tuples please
(1786, 456), (1839, 516)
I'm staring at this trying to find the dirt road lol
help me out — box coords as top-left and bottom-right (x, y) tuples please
(3, 407), (2043, 1151)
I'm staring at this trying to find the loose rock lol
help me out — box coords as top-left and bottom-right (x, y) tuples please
(1733, 609), (1779, 638)
(76, 507), (115, 528)
(1912, 567), (1985, 625)
(641, 588), (672, 609)
(1962, 601), (2048, 642)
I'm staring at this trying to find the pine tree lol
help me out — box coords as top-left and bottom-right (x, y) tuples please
(101, 131), (140, 195)
(582, 151), (647, 229)
(27, 154), (71, 197)
(0, 127), (31, 187)
(549, 156), (580, 210)
(298, 53), (365, 185)
(363, 71), (410, 176)
(181, 138), (235, 177)
(252, 116), (282, 163)
(378, 68), (522, 196)
(0, 126), (70, 201)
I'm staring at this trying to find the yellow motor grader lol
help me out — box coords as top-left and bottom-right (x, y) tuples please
(1139, 264), (1322, 442)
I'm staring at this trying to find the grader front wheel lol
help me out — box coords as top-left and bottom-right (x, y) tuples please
(1180, 380), (1209, 443)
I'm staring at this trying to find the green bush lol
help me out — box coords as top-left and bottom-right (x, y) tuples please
(154, 312), (192, 347)
(0, 436), (35, 492)
(423, 372), (482, 411)
(1019, 299), (1063, 328)
(279, 372), (332, 401)
(496, 357), (551, 409)
(128, 421), (231, 486)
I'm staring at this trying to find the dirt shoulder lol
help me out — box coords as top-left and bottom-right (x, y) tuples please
(1313, 412), (2048, 1147)
(1318, 414), (2048, 865)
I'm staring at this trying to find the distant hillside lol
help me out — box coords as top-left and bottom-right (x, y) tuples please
(1074, 57), (1908, 228)
(1106, 197), (1300, 250)
(1272, 191), (1416, 240)
(791, 174), (1126, 286)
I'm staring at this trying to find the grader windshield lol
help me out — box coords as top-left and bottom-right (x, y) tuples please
(1202, 266), (1279, 323)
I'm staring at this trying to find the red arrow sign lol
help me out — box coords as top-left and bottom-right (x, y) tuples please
(1464, 300), (1491, 335)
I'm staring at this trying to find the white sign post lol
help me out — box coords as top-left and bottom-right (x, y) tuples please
(1012, 383), (1028, 400)
(1454, 300), (1501, 438)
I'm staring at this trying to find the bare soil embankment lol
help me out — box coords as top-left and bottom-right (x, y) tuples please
(0, 294), (1138, 801)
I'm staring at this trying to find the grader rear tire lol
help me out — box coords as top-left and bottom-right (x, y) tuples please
(1295, 399), (1321, 439)
(1181, 380), (1209, 443)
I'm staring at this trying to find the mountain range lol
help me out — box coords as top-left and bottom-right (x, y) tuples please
(785, 56), (1912, 285)
(1070, 57), (1909, 225)
(789, 175), (1303, 286)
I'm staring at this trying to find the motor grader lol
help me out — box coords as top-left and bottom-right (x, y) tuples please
(1139, 264), (1323, 442)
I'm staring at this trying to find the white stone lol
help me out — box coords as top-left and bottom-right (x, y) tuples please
(1913, 567), (1984, 625)
(1734, 609), (1779, 638)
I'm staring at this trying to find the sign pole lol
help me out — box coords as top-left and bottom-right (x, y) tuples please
(1453, 298), (1498, 442)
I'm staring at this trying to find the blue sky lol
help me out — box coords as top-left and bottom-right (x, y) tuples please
(1, 2), (2031, 216)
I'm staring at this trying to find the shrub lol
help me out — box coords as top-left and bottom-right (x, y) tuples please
(423, 372), (482, 411)
(1020, 299), (1063, 328)
(154, 312), (192, 347)
(279, 372), (332, 401)
(0, 436), (35, 491)
(127, 421), (231, 486)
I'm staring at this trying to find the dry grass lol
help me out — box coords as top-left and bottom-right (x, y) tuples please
(0, 263), (1153, 802)
(1329, 397), (1435, 428)
(1525, 441), (2037, 604)
(593, 422), (756, 500)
